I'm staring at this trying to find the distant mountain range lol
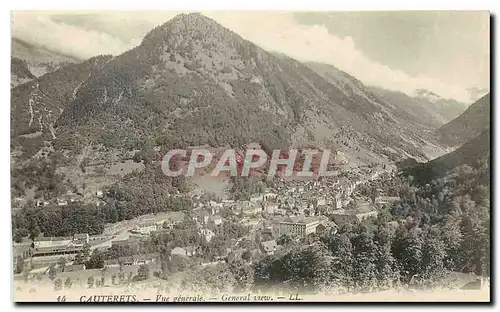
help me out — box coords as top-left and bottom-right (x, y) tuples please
(11, 38), (79, 87)
(370, 87), (469, 129)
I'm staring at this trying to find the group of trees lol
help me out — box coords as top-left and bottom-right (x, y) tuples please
(12, 170), (194, 241)
(12, 202), (105, 240)
(229, 177), (266, 201)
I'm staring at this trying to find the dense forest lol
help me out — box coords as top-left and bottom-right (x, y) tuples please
(11, 166), (192, 240)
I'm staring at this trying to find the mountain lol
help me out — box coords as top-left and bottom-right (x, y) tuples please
(435, 93), (490, 147)
(368, 87), (469, 129)
(11, 13), (458, 203)
(408, 130), (490, 184)
(48, 13), (440, 164)
(11, 55), (113, 142)
(467, 87), (489, 102)
(414, 88), (441, 103)
(11, 37), (79, 83)
(11, 57), (35, 88)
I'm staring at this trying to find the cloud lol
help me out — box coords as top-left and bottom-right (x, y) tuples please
(11, 11), (487, 102)
(204, 11), (483, 102)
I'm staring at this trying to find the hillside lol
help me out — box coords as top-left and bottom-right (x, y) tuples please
(11, 55), (113, 145)
(53, 13), (437, 163)
(12, 37), (79, 79)
(10, 13), (458, 205)
(369, 86), (468, 129)
(408, 130), (490, 184)
(11, 57), (35, 88)
(435, 93), (490, 147)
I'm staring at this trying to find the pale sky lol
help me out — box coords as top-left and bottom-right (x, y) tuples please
(11, 11), (490, 102)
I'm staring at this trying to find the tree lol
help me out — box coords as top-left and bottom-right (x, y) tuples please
(57, 257), (67, 272)
(229, 260), (254, 291)
(136, 264), (150, 281)
(394, 227), (423, 283)
(181, 263), (236, 294)
(241, 250), (252, 261)
(64, 277), (72, 289)
(73, 252), (85, 265)
(277, 234), (292, 246)
(87, 276), (95, 288)
(421, 227), (446, 284)
(85, 250), (104, 269)
(48, 265), (57, 281)
(374, 225), (399, 289)
(14, 255), (24, 274)
(440, 209), (463, 271)
(82, 243), (91, 259)
(351, 225), (378, 290)
(53, 279), (62, 291)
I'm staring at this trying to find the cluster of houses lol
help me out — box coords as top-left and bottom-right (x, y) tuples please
(104, 253), (160, 268)
(31, 233), (90, 257)
(14, 163), (401, 283)
(129, 211), (186, 235)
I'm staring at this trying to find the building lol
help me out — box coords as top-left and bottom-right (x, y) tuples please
(208, 201), (223, 214)
(315, 221), (338, 236)
(329, 203), (379, 226)
(104, 259), (120, 268)
(264, 202), (279, 214)
(316, 197), (327, 206)
(275, 216), (321, 238)
(31, 245), (84, 258)
(144, 211), (186, 229)
(199, 228), (215, 243)
(64, 264), (86, 272)
(131, 222), (158, 235)
(73, 233), (90, 244)
(250, 194), (264, 203)
(194, 211), (210, 225)
(185, 246), (199, 257)
(170, 247), (188, 258)
(57, 200), (68, 206)
(34, 236), (73, 249)
(263, 192), (278, 201)
(111, 235), (145, 248)
(119, 256), (135, 266)
(208, 215), (223, 227)
(259, 240), (277, 255)
(227, 249), (245, 263)
(274, 208), (286, 216)
(375, 196), (400, 206)
(240, 202), (262, 216)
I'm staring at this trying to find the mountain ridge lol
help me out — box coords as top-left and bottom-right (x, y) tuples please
(51, 13), (436, 164)
(435, 93), (490, 147)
